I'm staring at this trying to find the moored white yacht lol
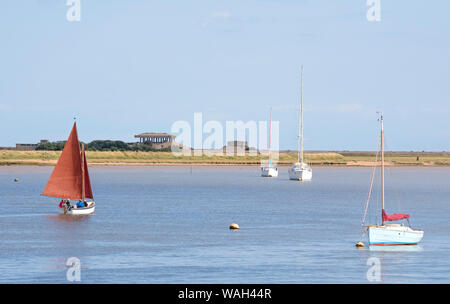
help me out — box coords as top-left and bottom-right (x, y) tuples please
(289, 66), (312, 181)
(261, 107), (278, 178)
(289, 162), (312, 181)
(360, 114), (423, 246)
(261, 166), (278, 178)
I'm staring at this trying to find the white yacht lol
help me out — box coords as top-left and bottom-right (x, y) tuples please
(361, 114), (423, 246)
(261, 107), (278, 177)
(289, 66), (312, 181)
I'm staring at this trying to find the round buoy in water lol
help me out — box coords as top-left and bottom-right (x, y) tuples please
(14, 178), (19, 182)
(229, 223), (239, 230)
(355, 241), (364, 248)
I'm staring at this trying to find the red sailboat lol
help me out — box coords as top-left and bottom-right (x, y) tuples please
(41, 122), (95, 215)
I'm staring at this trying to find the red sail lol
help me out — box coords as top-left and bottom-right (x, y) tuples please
(382, 209), (410, 222)
(41, 122), (93, 200)
(83, 148), (93, 199)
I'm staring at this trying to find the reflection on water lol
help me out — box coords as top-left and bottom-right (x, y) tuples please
(46, 214), (92, 223)
(369, 245), (423, 252)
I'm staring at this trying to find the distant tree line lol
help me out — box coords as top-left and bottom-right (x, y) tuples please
(87, 140), (130, 151)
(36, 140), (171, 152)
(35, 141), (66, 151)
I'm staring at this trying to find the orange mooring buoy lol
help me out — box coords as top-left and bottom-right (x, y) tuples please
(229, 223), (239, 230)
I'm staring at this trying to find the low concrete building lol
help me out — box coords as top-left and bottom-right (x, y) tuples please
(15, 140), (49, 151)
(15, 143), (38, 150)
(134, 133), (177, 150)
(223, 141), (249, 155)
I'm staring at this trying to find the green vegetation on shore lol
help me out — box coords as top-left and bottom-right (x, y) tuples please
(1, 150), (450, 166)
(35, 140), (170, 152)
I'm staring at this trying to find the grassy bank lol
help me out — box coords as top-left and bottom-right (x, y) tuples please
(1, 150), (450, 166)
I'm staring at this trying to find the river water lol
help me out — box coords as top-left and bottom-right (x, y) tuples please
(0, 165), (449, 283)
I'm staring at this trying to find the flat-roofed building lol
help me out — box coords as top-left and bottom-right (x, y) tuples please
(223, 141), (249, 155)
(134, 133), (177, 150)
(15, 140), (49, 151)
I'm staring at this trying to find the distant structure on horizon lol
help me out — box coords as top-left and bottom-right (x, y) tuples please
(0, 140), (49, 151)
(222, 141), (255, 155)
(134, 132), (177, 150)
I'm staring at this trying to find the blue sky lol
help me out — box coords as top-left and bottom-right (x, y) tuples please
(0, 0), (449, 151)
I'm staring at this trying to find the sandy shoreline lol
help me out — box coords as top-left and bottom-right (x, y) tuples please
(0, 160), (447, 167)
(1, 150), (449, 167)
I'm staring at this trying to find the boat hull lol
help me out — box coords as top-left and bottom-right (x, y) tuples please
(288, 167), (312, 181)
(261, 167), (278, 177)
(368, 225), (424, 245)
(60, 203), (95, 215)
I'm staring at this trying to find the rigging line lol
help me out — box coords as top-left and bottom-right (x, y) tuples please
(366, 139), (382, 226)
(375, 151), (380, 225)
(361, 149), (379, 225)
(359, 227), (369, 242)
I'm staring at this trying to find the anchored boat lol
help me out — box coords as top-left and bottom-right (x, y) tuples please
(41, 122), (95, 215)
(361, 114), (423, 245)
(261, 107), (278, 177)
(289, 66), (312, 181)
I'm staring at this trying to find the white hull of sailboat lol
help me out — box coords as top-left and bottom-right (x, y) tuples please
(368, 225), (424, 246)
(60, 203), (95, 215)
(261, 167), (278, 177)
(288, 164), (312, 181)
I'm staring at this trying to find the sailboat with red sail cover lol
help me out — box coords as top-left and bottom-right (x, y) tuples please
(41, 122), (95, 215)
(361, 114), (423, 245)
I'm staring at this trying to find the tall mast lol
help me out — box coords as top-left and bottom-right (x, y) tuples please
(298, 66), (304, 164)
(380, 114), (385, 225)
(268, 107), (272, 166)
(81, 142), (85, 202)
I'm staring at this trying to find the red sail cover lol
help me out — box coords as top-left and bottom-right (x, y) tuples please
(382, 209), (410, 222)
(41, 122), (93, 200)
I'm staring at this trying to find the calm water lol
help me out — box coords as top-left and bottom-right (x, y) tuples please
(0, 165), (449, 283)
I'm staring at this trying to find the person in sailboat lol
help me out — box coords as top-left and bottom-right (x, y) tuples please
(42, 122), (96, 215)
(58, 199), (72, 212)
(59, 199), (69, 207)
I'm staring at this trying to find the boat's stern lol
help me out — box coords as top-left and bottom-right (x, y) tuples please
(288, 163), (312, 181)
(261, 167), (278, 177)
